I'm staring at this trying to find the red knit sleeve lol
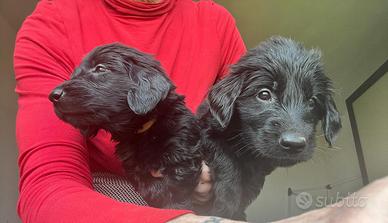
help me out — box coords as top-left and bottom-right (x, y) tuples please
(14, 1), (190, 222)
(214, 4), (246, 79)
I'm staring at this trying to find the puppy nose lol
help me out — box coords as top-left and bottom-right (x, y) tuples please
(279, 132), (306, 152)
(49, 87), (64, 102)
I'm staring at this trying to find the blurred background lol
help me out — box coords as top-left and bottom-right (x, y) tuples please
(1, 0), (387, 222)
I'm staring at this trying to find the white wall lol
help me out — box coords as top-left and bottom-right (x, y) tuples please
(0, 13), (21, 223)
(353, 72), (388, 182)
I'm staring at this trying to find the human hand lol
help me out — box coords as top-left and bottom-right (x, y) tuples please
(151, 161), (213, 204)
(192, 161), (213, 204)
(168, 213), (246, 223)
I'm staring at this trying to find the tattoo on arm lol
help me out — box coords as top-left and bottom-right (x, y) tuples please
(202, 217), (223, 223)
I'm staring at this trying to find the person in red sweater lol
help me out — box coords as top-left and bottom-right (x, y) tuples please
(14, 0), (246, 222)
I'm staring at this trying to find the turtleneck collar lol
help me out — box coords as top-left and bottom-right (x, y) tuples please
(104, 0), (176, 18)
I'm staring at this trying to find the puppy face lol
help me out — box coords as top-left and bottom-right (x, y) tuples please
(49, 43), (172, 136)
(208, 37), (341, 166)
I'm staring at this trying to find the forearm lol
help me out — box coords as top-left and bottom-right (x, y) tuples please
(273, 176), (388, 223)
(18, 142), (191, 223)
(168, 213), (246, 223)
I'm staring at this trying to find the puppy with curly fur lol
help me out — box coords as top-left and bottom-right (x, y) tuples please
(198, 36), (342, 219)
(49, 43), (203, 209)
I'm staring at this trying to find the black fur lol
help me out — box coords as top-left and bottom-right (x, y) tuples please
(49, 43), (203, 209)
(198, 36), (342, 219)
(48, 37), (342, 220)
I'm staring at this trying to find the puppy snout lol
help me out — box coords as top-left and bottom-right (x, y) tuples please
(49, 87), (65, 103)
(279, 131), (306, 152)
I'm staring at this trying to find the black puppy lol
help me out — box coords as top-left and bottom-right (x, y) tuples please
(49, 43), (203, 209)
(198, 36), (342, 219)
(48, 38), (342, 219)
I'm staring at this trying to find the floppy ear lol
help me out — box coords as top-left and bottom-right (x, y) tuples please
(322, 95), (342, 146)
(127, 65), (171, 115)
(208, 74), (244, 128)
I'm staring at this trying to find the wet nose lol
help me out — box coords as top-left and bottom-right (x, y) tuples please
(279, 131), (306, 152)
(49, 87), (64, 102)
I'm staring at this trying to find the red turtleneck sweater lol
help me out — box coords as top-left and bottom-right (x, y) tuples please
(14, 0), (246, 222)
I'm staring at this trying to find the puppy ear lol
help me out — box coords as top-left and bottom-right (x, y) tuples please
(208, 74), (244, 128)
(127, 65), (171, 115)
(322, 95), (341, 146)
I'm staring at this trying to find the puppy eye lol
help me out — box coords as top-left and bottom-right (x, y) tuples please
(257, 88), (272, 101)
(308, 96), (317, 109)
(94, 64), (108, 73)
